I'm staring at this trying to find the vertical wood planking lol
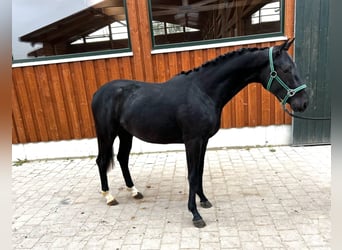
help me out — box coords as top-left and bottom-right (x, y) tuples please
(107, 58), (122, 82)
(34, 65), (59, 141)
(181, 51), (191, 72)
(70, 62), (93, 138)
(58, 63), (82, 139)
(13, 68), (38, 142)
(126, 0), (144, 81)
(274, 98), (284, 125)
(139, 0), (155, 82)
(154, 54), (167, 82)
(120, 57), (134, 79)
(90, 59), (110, 136)
(82, 60), (100, 135)
(247, 83), (258, 126)
(284, 0), (295, 39)
(189, 51), (196, 69)
(12, 114), (19, 144)
(256, 83), (262, 125)
(221, 102), (233, 128)
(24, 66), (49, 141)
(89, 59), (106, 96)
(168, 52), (179, 78)
(12, 85), (26, 143)
(47, 64), (72, 139)
(93, 59), (109, 86)
(261, 89), (271, 125)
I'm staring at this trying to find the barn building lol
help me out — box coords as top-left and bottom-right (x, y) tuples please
(12, 0), (330, 160)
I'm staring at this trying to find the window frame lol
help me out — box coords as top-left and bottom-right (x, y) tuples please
(148, 0), (285, 50)
(12, 0), (132, 65)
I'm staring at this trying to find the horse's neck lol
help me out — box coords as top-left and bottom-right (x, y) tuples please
(196, 50), (267, 109)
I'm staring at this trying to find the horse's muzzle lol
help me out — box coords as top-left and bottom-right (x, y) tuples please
(290, 91), (309, 112)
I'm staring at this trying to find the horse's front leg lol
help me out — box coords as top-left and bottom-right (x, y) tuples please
(197, 159), (212, 209)
(185, 138), (209, 228)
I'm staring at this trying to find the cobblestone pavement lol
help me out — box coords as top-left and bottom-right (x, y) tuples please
(12, 145), (331, 250)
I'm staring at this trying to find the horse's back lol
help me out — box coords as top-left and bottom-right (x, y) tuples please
(92, 79), (149, 114)
(93, 80), (141, 102)
(91, 76), (220, 144)
(91, 79), (184, 143)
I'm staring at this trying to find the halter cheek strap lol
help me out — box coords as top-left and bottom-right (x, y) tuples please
(266, 47), (307, 105)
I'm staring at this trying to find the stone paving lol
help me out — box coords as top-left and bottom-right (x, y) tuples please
(12, 145), (331, 249)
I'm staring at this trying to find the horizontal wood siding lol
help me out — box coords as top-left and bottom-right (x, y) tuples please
(12, 0), (294, 144)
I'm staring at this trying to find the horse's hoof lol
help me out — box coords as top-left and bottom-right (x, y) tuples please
(200, 200), (213, 208)
(107, 199), (119, 206)
(133, 192), (144, 199)
(193, 218), (206, 228)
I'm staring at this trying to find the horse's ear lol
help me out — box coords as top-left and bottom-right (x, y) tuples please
(280, 38), (295, 51)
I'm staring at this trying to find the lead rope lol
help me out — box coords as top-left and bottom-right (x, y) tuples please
(282, 104), (331, 120)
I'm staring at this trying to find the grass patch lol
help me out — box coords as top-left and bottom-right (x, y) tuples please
(12, 158), (29, 167)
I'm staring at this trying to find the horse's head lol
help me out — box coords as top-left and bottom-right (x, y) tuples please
(261, 39), (309, 112)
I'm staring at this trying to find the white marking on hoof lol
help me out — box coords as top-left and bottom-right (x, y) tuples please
(101, 191), (117, 205)
(127, 186), (139, 197)
(127, 186), (143, 199)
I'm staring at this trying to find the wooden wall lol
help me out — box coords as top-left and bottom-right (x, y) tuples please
(12, 0), (294, 144)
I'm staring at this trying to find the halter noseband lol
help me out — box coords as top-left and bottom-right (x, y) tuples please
(266, 47), (307, 105)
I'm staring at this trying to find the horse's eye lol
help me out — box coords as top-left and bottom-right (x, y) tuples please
(282, 67), (291, 73)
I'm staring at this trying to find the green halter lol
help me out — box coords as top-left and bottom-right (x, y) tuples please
(266, 47), (307, 105)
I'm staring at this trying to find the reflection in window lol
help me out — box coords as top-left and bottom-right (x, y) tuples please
(13, 0), (130, 60)
(150, 0), (282, 47)
(251, 2), (280, 25)
(152, 20), (199, 36)
(72, 21), (129, 44)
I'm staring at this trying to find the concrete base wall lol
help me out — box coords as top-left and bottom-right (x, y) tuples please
(12, 125), (292, 161)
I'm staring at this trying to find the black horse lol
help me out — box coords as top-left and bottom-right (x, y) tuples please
(91, 39), (308, 228)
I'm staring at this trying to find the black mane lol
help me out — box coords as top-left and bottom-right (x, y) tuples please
(180, 47), (268, 75)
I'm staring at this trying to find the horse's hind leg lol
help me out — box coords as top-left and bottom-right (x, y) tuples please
(95, 128), (119, 206)
(117, 127), (143, 199)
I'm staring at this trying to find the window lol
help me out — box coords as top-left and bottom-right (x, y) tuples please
(149, 0), (283, 48)
(12, 0), (130, 62)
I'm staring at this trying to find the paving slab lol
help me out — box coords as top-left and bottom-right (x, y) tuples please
(12, 145), (330, 249)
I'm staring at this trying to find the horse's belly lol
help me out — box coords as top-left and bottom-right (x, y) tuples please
(121, 116), (183, 144)
(134, 132), (183, 144)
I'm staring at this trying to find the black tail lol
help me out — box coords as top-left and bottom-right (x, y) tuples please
(95, 137), (114, 173)
(91, 90), (117, 174)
